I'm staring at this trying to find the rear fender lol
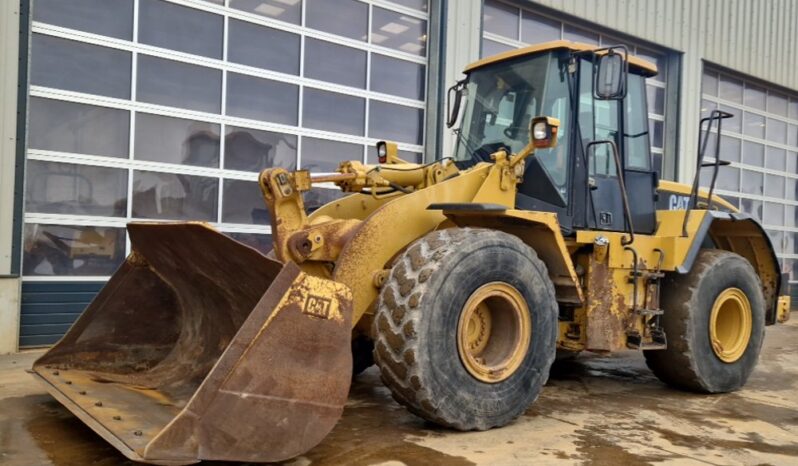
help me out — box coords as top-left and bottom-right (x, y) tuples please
(680, 211), (782, 324)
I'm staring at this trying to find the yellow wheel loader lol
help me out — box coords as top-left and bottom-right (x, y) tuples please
(32, 40), (791, 464)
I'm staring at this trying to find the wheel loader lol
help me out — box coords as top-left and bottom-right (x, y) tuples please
(32, 40), (791, 464)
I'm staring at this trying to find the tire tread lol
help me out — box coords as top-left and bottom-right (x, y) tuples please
(644, 249), (764, 392)
(373, 228), (556, 429)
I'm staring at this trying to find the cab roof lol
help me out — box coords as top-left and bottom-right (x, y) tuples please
(464, 40), (658, 76)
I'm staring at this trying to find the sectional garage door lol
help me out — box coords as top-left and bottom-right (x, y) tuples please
(20, 0), (431, 346)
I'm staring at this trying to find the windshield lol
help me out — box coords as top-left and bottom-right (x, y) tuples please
(453, 51), (572, 201)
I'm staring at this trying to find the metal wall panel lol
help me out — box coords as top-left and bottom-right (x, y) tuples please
(19, 282), (104, 347)
(0, 0), (21, 275)
(0, 0), (23, 354)
(527, 0), (798, 88)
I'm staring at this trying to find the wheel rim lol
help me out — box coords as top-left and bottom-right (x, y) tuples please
(457, 282), (531, 383)
(709, 288), (752, 363)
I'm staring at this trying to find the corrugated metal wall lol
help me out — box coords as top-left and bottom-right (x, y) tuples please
(525, 0), (798, 181)
(529, 0), (798, 90)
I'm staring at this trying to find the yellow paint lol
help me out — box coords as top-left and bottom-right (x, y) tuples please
(464, 40), (658, 75)
(308, 192), (396, 223)
(657, 180), (738, 212)
(332, 164), (495, 324)
(777, 296), (791, 323)
(258, 168), (310, 263)
(709, 288), (753, 363)
(575, 209), (708, 271)
(456, 282), (531, 383)
(442, 209), (583, 305)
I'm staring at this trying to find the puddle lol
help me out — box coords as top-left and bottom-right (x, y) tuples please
(295, 370), (474, 466)
(0, 394), (135, 466)
(0, 371), (471, 466)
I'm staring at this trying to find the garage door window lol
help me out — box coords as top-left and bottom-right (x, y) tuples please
(25, 0), (429, 280)
(701, 66), (798, 287)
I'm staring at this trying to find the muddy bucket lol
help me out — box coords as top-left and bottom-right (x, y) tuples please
(32, 222), (354, 465)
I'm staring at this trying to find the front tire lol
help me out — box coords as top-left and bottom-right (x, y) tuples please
(373, 228), (558, 430)
(644, 249), (765, 393)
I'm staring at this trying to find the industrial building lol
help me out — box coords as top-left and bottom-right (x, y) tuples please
(1, 0), (796, 352)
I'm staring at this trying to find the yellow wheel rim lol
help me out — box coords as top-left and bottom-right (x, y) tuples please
(709, 288), (752, 363)
(457, 282), (531, 383)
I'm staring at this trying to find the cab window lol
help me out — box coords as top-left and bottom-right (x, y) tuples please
(624, 74), (652, 171)
(579, 59), (620, 177)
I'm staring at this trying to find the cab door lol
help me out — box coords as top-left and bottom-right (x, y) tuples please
(622, 74), (658, 235)
(578, 60), (626, 232)
(577, 59), (657, 235)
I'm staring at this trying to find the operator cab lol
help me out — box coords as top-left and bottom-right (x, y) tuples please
(449, 41), (659, 237)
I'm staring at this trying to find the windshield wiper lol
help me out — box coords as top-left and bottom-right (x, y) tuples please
(453, 128), (484, 165)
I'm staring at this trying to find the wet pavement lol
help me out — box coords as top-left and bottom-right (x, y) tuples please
(2, 320), (797, 465)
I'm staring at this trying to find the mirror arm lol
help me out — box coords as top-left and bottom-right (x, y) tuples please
(509, 143), (535, 168)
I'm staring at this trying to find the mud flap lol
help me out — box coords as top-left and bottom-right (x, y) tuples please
(32, 222), (354, 465)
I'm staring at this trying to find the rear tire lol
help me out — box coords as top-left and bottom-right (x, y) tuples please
(373, 228), (558, 430)
(644, 249), (765, 393)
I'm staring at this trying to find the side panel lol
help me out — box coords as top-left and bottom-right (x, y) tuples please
(332, 164), (496, 325)
(579, 210), (782, 325)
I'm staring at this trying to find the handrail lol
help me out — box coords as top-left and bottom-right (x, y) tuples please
(624, 245), (639, 312)
(681, 110), (734, 237)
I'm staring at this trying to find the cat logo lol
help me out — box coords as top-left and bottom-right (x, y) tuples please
(303, 294), (332, 319)
(668, 194), (690, 210)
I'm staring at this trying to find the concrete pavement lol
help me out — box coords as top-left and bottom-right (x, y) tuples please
(1, 321), (797, 465)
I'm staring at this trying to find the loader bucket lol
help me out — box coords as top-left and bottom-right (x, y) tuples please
(32, 222), (354, 465)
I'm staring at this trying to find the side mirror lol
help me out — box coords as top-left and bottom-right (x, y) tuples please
(529, 116), (560, 149)
(446, 80), (467, 128)
(594, 48), (627, 100)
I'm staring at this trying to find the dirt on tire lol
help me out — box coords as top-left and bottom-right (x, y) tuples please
(373, 227), (558, 430)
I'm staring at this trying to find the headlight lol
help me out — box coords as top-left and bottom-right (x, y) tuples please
(532, 121), (548, 140)
(376, 140), (398, 164)
(529, 116), (560, 149)
(376, 141), (387, 163)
